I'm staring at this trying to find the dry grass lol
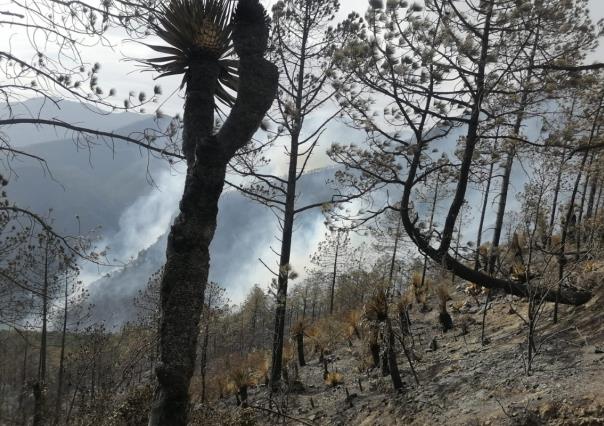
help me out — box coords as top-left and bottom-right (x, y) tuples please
(435, 282), (451, 312)
(342, 309), (363, 339)
(324, 371), (344, 387)
(396, 289), (414, 314)
(364, 288), (388, 322)
(282, 342), (295, 364)
(290, 319), (309, 337)
(411, 271), (432, 306)
(307, 318), (345, 356)
(247, 351), (269, 385)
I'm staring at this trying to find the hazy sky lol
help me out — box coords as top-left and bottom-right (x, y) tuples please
(40, 0), (604, 116)
(1, 0), (602, 115)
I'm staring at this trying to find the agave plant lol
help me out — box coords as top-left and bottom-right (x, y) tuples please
(145, 0), (239, 107)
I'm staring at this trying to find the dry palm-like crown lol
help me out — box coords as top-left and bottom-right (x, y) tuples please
(364, 289), (388, 322)
(145, 0), (238, 107)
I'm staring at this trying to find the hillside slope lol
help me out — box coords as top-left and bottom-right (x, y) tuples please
(199, 277), (604, 425)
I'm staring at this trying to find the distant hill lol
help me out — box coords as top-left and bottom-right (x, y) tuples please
(2, 98), (543, 327)
(1, 100), (173, 235)
(86, 168), (339, 327)
(0, 97), (147, 148)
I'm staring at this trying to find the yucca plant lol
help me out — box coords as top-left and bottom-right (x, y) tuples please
(364, 288), (388, 322)
(148, 1), (278, 424)
(343, 309), (362, 340)
(145, 0), (238, 108)
(324, 371), (344, 387)
(396, 289), (413, 335)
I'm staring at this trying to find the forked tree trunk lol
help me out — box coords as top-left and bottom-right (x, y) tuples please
(149, 19), (278, 422)
(149, 60), (224, 426)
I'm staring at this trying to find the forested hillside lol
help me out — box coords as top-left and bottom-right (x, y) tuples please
(1, 0), (603, 425)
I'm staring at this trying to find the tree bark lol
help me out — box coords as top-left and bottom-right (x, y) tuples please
(386, 318), (404, 391)
(475, 160), (494, 270)
(149, 34), (278, 424)
(488, 23), (540, 275)
(329, 232), (340, 315)
(554, 92), (603, 322)
(295, 333), (306, 367)
(400, 1), (592, 308)
(54, 273), (69, 425)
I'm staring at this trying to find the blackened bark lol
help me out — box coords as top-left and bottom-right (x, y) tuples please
(149, 89), (226, 426)
(475, 161), (494, 270)
(370, 342), (380, 368)
(489, 148), (514, 274)
(32, 381), (43, 426)
(269, 194), (295, 388)
(295, 333), (306, 367)
(554, 92), (603, 322)
(386, 319), (404, 391)
(39, 238), (49, 385)
(149, 8), (278, 421)
(329, 233), (340, 315)
(576, 153), (595, 257)
(585, 173), (598, 221)
(269, 2), (312, 386)
(200, 295), (212, 404)
(420, 173), (440, 290)
(554, 152), (588, 322)
(380, 350), (390, 376)
(548, 155), (565, 244)
(488, 24), (540, 274)
(54, 274), (68, 425)
(400, 2), (592, 307)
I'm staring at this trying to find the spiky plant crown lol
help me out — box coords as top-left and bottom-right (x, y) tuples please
(290, 319), (309, 336)
(145, 0), (238, 106)
(325, 371), (344, 387)
(364, 289), (388, 322)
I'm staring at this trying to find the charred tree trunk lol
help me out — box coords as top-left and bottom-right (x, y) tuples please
(269, 2), (310, 389)
(295, 333), (305, 367)
(329, 232), (340, 315)
(576, 153), (595, 257)
(488, 23), (540, 275)
(475, 160), (495, 271)
(420, 172), (440, 290)
(386, 318), (404, 391)
(39, 237), (49, 386)
(53, 273), (69, 425)
(585, 171), (599, 221)
(554, 92), (603, 323)
(399, 1), (591, 308)
(32, 381), (43, 426)
(548, 155), (565, 243)
(199, 295), (212, 404)
(149, 7), (278, 422)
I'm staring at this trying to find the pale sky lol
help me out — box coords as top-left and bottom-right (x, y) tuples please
(54, 0), (604, 115)
(1, 0), (603, 115)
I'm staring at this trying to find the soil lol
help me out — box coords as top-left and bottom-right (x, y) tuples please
(205, 284), (604, 426)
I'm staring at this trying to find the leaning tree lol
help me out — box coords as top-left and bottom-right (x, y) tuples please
(143, 0), (278, 423)
(330, 0), (595, 306)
